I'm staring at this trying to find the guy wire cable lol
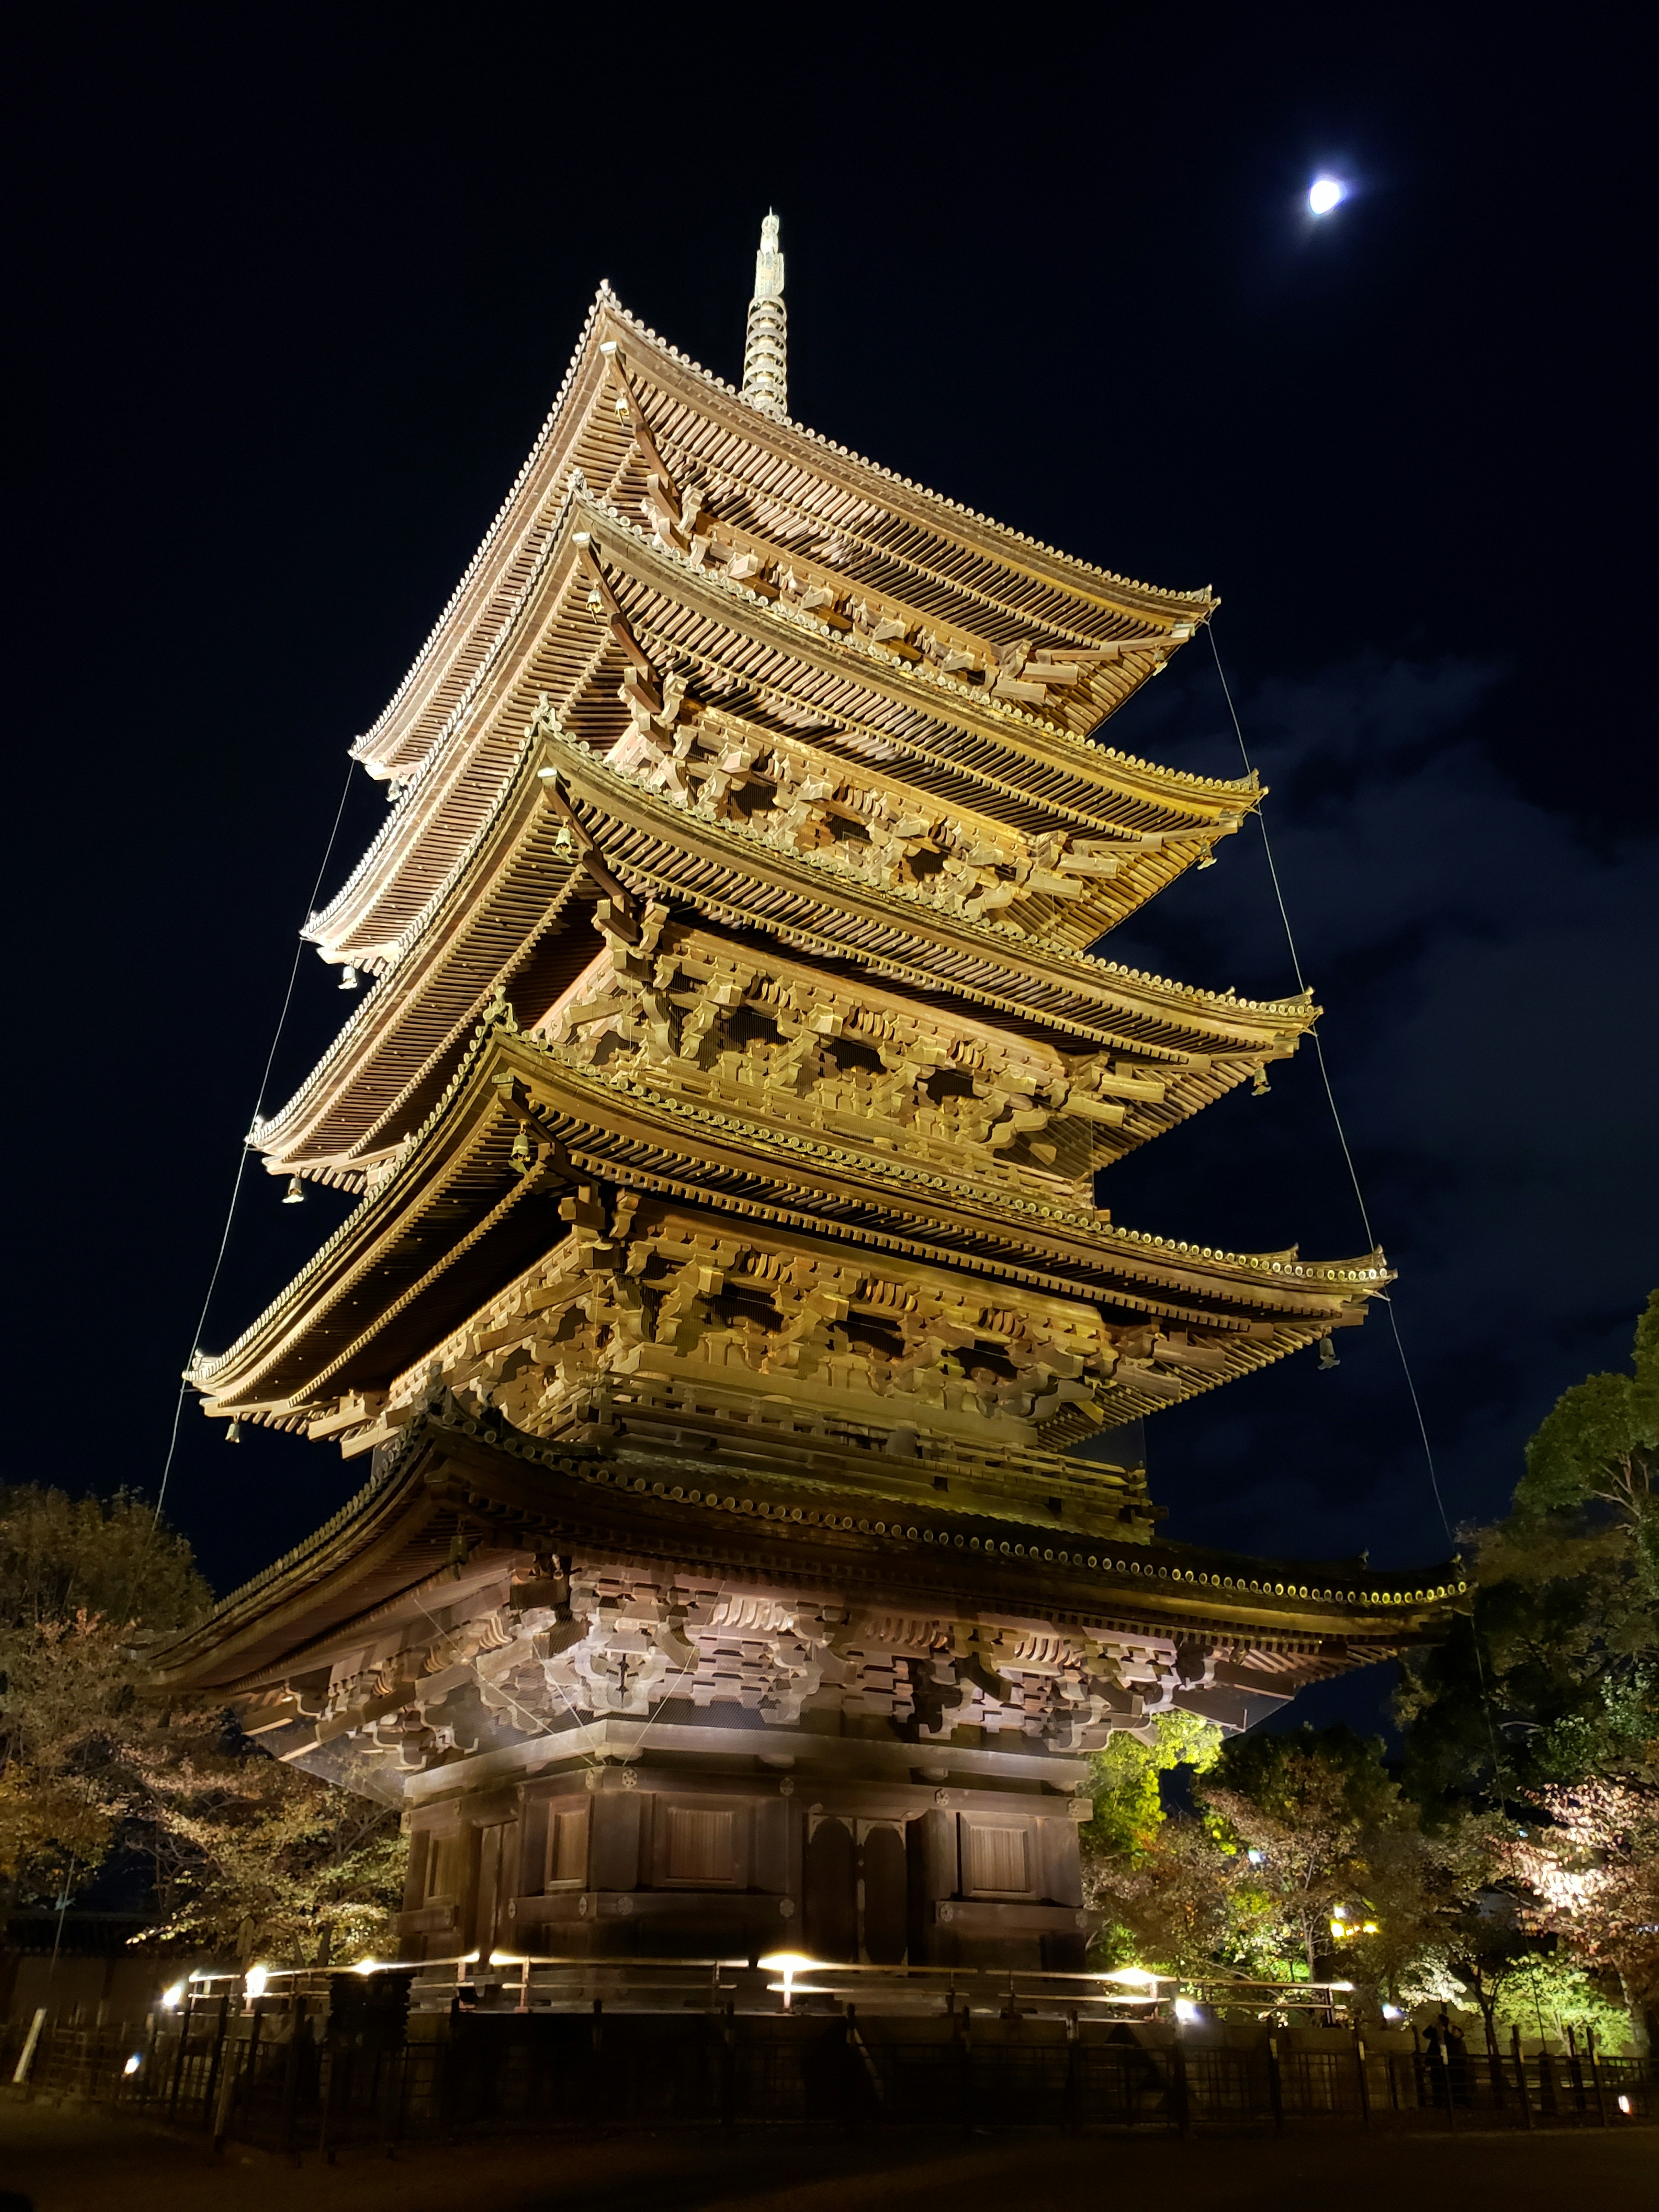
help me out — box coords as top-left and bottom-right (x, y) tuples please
(1208, 623), (1516, 1799)
(1207, 623), (1456, 1547)
(153, 755), (361, 1523)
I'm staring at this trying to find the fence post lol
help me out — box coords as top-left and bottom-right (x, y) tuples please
(278, 2006), (307, 2163)
(133, 2011), (161, 2112)
(1586, 2026), (1609, 2128)
(1352, 2028), (1371, 2128)
(10, 2009), (47, 2088)
(1511, 2026), (1532, 2129)
(203, 1996), (233, 2136)
(1170, 2032), (1190, 2139)
(1537, 2040), (1558, 2119)
(721, 1999), (736, 2131)
(1266, 2033), (1284, 2135)
(166, 1995), (194, 2120)
(316, 2023), (337, 2164)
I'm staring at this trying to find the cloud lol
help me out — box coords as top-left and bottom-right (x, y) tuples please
(1099, 654), (1658, 1568)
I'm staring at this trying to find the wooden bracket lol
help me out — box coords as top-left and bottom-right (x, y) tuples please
(573, 534), (660, 680)
(597, 341), (677, 491)
(490, 1074), (573, 1178)
(536, 768), (641, 941)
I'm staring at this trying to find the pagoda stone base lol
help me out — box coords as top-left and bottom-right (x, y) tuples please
(397, 1728), (1095, 1974)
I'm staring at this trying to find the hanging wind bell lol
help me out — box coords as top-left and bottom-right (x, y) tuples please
(1318, 1336), (1340, 1372)
(339, 965), (359, 991)
(509, 1122), (534, 1175)
(226, 1420), (242, 1443)
(283, 1175), (305, 1205)
(1252, 1066), (1271, 1098)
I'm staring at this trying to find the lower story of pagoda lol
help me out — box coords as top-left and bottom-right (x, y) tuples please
(149, 1393), (1465, 1974)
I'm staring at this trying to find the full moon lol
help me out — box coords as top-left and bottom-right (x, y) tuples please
(1308, 176), (1346, 215)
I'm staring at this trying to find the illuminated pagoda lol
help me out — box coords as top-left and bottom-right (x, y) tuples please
(152, 220), (1462, 1975)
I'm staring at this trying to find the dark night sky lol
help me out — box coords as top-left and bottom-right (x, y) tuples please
(7, 10), (1654, 1733)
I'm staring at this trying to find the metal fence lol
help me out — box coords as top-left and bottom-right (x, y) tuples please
(4, 1999), (1650, 2148)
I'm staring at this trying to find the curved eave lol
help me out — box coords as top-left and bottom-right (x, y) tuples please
(197, 1016), (1388, 1416)
(253, 738), (584, 1175)
(354, 291), (1218, 782)
(313, 491), (1253, 969)
(550, 733), (1309, 1053)
(262, 717), (1307, 1180)
(146, 1404), (1462, 1700)
(577, 496), (1249, 819)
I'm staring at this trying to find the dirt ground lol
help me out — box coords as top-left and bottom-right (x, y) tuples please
(1, 2098), (1653, 2212)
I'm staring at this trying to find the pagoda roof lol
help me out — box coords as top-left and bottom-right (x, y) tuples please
(202, 1002), (1388, 1425)
(145, 1392), (1465, 1700)
(255, 726), (1312, 1183)
(306, 487), (1254, 984)
(350, 291), (1218, 795)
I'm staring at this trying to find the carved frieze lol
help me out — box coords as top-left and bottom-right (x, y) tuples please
(529, 916), (1212, 1202)
(265, 1557), (1226, 1789)
(587, 697), (1239, 947)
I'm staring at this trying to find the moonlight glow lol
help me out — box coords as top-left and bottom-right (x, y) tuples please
(1308, 176), (1346, 215)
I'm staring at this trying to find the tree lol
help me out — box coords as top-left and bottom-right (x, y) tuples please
(1489, 1947), (1636, 2053)
(1078, 1709), (1222, 1863)
(1077, 1713), (1235, 1974)
(1506, 1779), (1659, 2038)
(1400, 1294), (1659, 1811)
(0, 1486), (207, 1904)
(1198, 1723), (1409, 1983)
(1517, 1291), (1658, 1595)
(0, 1483), (405, 1965)
(1397, 1294), (1659, 2050)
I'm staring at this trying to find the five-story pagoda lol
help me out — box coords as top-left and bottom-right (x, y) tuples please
(151, 220), (1462, 1976)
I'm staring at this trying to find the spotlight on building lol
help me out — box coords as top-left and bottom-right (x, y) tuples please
(759, 1951), (819, 2011)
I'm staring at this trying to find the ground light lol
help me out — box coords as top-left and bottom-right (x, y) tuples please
(243, 1964), (270, 1999)
(1173, 1998), (1201, 2025)
(159, 1982), (185, 2010)
(759, 1953), (820, 2011)
(123, 2053), (143, 2075)
(1309, 176), (1346, 215)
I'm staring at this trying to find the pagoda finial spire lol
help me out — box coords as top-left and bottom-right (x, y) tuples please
(741, 211), (787, 420)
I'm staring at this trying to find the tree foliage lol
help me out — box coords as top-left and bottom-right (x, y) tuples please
(1078, 1294), (1659, 2047)
(0, 1484), (405, 1964)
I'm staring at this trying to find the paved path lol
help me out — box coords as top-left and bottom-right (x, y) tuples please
(1, 2100), (1652, 2211)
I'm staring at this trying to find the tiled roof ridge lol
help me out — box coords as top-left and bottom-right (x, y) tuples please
(578, 489), (1251, 799)
(558, 725), (1304, 1019)
(603, 296), (1215, 608)
(152, 1393), (1464, 1663)
(257, 729), (559, 1151)
(353, 286), (617, 757)
(197, 993), (1386, 1400)
(353, 280), (1215, 769)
